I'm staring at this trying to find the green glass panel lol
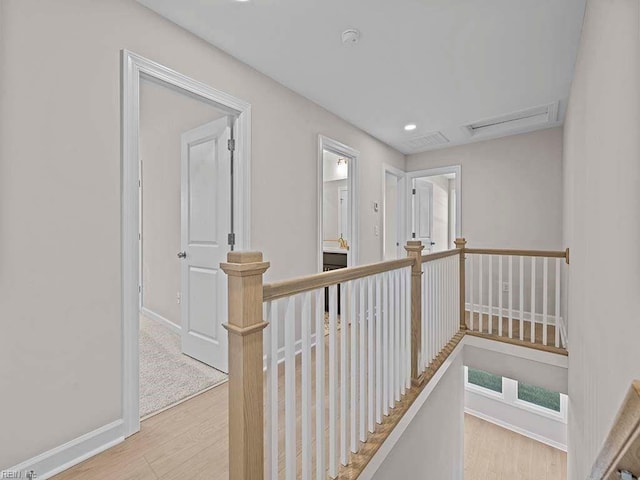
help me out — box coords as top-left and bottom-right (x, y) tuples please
(467, 368), (502, 393)
(517, 382), (561, 412)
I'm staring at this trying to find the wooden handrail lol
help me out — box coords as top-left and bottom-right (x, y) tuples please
(421, 248), (460, 263)
(465, 247), (569, 262)
(262, 257), (414, 302)
(590, 380), (640, 479)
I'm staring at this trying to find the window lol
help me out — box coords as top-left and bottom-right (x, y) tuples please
(517, 382), (561, 412)
(467, 368), (502, 393)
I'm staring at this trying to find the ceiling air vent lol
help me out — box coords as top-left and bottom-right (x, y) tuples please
(464, 102), (559, 138)
(399, 131), (449, 153)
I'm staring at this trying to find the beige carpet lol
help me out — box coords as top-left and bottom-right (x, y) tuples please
(139, 315), (228, 419)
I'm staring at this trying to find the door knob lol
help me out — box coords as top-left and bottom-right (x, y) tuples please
(177, 251), (186, 259)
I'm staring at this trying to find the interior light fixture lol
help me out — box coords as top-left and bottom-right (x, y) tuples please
(337, 157), (348, 166)
(404, 124), (417, 131)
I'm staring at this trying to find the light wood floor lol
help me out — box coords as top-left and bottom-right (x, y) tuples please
(464, 414), (567, 480)
(53, 390), (567, 480)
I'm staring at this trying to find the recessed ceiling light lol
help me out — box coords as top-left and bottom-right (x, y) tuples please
(404, 124), (417, 131)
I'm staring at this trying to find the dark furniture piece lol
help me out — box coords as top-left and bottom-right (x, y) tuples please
(323, 251), (347, 313)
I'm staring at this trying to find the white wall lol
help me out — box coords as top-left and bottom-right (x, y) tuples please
(562, 0), (640, 477)
(140, 79), (227, 327)
(0, 0), (404, 468)
(384, 172), (399, 260)
(407, 128), (564, 250)
(369, 354), (464, 480)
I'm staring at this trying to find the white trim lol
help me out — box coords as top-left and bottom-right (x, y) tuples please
(358, 340), (465, 479)
(140, 307), (181, 334)
(318, 135), (360, 270)
(465, 408), (567, 452)
(122, 50), (251, 437)
(406, 165), (462, 242)
(465, 303), (564, 325)
(5, 420), (124, 480)
(382, 164), (407, 260)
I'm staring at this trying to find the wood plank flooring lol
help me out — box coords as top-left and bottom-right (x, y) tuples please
(465, 311), (568, 355)
(464, 414), (567, 480)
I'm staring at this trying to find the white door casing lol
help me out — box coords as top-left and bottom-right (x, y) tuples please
(180, 118), (230, 373)
(413, 178), (435, 252)
(122, 50), (251, 437)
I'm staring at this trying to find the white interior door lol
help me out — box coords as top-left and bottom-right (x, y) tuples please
(180, 118), (230, 373)
(412, 178), (435, 252)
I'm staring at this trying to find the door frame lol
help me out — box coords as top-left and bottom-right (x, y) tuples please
(382, 164), (407, 259)
(406, 165), (462, 246)
(318, 135), (359, 270)
(121, 50), (251, 437)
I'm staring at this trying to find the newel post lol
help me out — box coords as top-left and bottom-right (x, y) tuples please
(405, 240), (425, 386)
(454, 238), (467, 330)
(221, 251), (270, 480)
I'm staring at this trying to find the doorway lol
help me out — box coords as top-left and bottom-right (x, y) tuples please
(408, 166), (461, 253)
(122, 51), (251, 436)
(383, 165), (407, 260)
(318, 136), (359, 271)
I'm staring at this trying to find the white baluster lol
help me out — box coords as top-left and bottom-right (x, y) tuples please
(375, 275), (382, 423)
(498, 256), (503, 337)
(328, 285), (338, 478)
(382, 273), (389, 416)
(406, 267), (411, 389)
(284, 297), (296, 480)
(479, 255), (484, 333)
(340, 283), (348, 466)
(543, 258), (549, 346)
(301, 293), (312, 480)
(266, 301), (278, 480)
(349, 279), (358, 453)
(469, 255), (475, 331)
(555, 259), (561, 348)
(315, 290), (325, 479)
(519, 256), (524, 341)
(530, 257), (536, 344)
(358, 276), (366, 442)
(394, 269), (401, 402)
(389, 269), (395, 409)
(488, 255), (493, 335)
(367, 276), (374, 433)
(399, 269), (405, 394)
(508, 256), (513, 339)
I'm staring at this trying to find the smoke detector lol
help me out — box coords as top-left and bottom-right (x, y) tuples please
(341, 29), (361, 46)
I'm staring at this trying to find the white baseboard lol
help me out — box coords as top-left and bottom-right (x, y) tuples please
(5, 420), (124, 479)
(464, 407), (567, 452)
(140, 306), (181, 334)
(464, 302), (563, 325)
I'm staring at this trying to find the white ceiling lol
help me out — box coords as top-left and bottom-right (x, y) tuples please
(138, 0), (586, 154)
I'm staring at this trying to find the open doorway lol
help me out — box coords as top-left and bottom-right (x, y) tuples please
(318, 136), (359, 272)
(408, 166), (461, 253)
(122, 51), (251, 436)
(383, 165), (407, 260)
(138, 78), (230, 419)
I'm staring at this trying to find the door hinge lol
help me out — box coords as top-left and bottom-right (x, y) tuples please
(412, 232), (416, 238)
(412, 188), (416, 195)
(227, 138), (236, 152)
(228, 232), (236, 246)
(138, 285), (141, 293)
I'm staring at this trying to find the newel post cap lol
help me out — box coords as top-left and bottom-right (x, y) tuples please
(220, 251), (270, 276)
(404, 240), (424, 254)
(454, 238), (467, 249)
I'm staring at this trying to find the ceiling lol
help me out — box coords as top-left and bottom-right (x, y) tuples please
(138, 0), (586, 154)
